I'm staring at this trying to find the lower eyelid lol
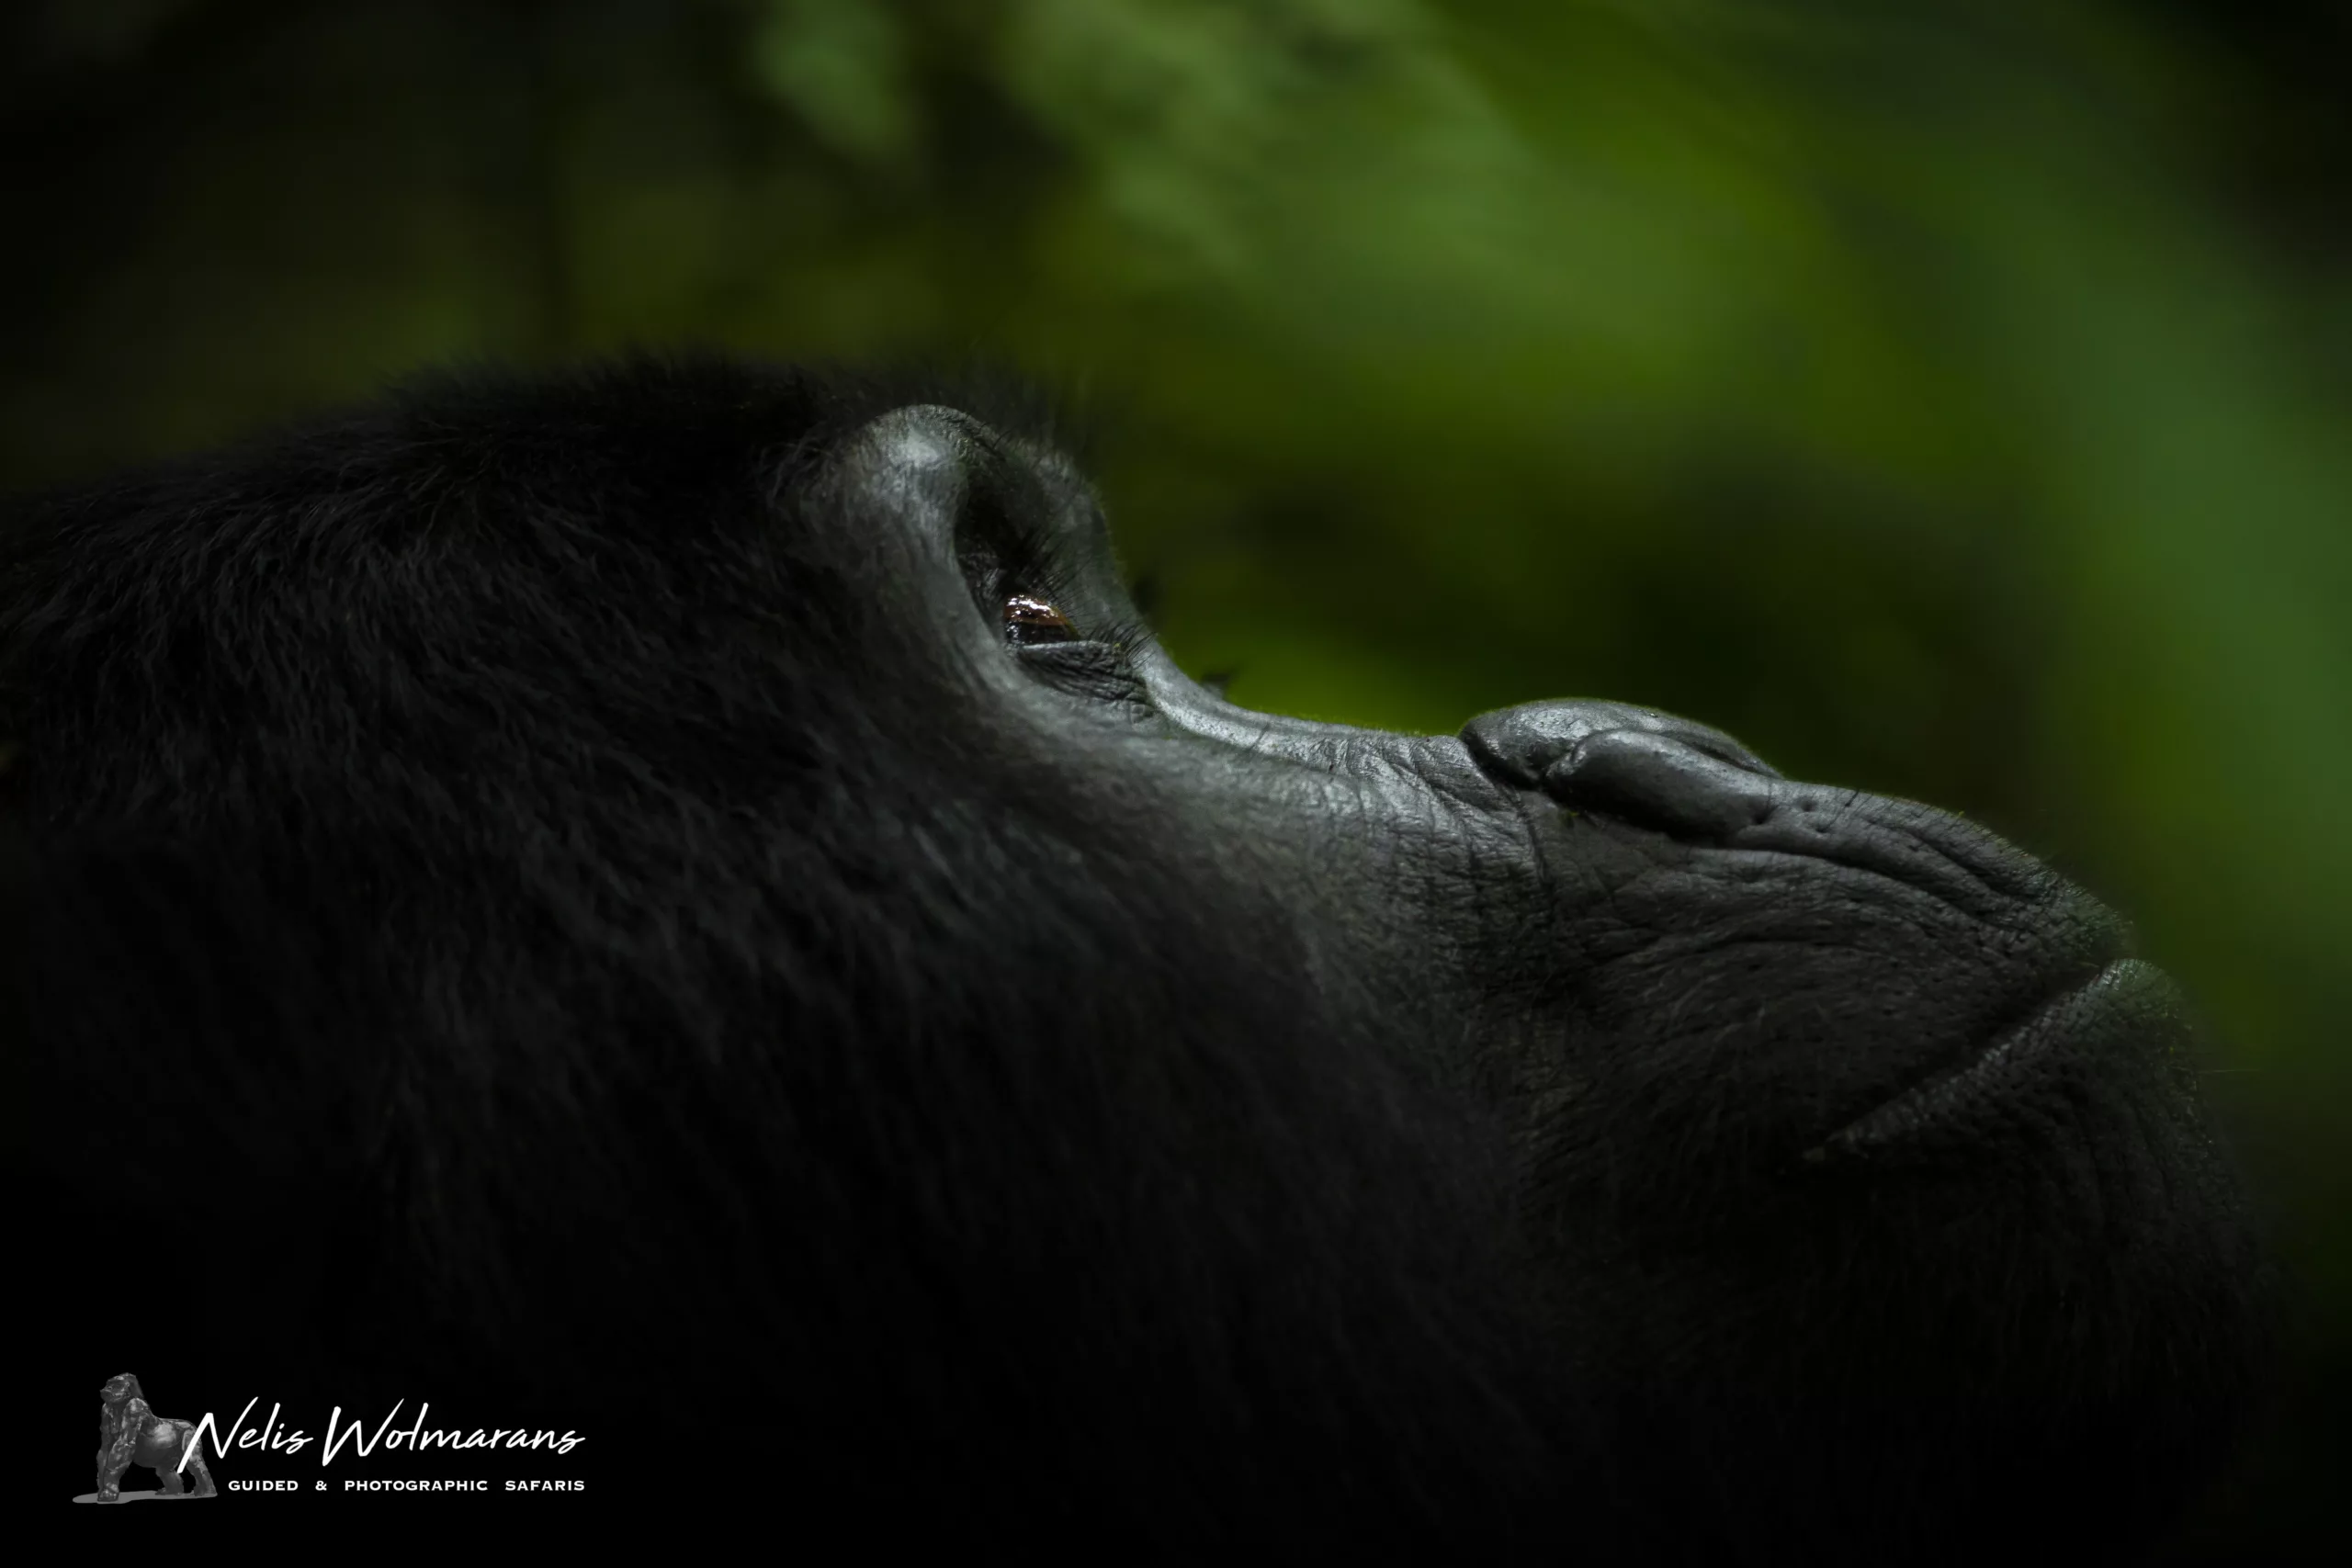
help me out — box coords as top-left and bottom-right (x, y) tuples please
(1015, 642), (1149, 704)
(1016, 637), (1109, 660)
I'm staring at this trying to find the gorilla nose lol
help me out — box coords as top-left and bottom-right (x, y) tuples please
(1461, 700), (1781, 840)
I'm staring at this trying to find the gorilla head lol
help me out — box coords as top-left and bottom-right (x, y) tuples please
(8, 356), (2267, 1556)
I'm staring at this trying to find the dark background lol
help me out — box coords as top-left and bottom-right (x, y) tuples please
(6, 0), (2344, 1551)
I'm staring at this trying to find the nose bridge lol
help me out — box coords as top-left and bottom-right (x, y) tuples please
(1461, 698), (1777, 793)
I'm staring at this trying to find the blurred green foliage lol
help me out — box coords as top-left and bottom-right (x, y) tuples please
(5, 0), (2345, 1550)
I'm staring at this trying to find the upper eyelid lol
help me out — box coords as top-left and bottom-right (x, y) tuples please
(969, 530), (1080, 614)
(960, 461), (1078, 574)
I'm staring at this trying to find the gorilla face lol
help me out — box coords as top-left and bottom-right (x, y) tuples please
(11, 360), (2267, 1561)
(866, 397), (2230, 1163)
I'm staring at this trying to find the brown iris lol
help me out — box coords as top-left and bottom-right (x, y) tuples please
(1003, 592), (1079, 647)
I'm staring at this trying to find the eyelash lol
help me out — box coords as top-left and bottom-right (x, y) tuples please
(987, 523), (1152, 659)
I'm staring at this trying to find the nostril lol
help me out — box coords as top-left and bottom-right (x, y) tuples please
(1460, 718), (1544, 790)
(1542, 728), (1781, 841)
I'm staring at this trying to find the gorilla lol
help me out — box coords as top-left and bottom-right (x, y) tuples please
(95, 1372), (218, 1501)
(7, 355), (2267, 1554)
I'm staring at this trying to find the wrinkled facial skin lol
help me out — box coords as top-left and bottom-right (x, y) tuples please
(847, 404), (2269, 1557)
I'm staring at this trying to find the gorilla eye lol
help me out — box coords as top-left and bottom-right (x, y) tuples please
(1003, 592), (1080, 648)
